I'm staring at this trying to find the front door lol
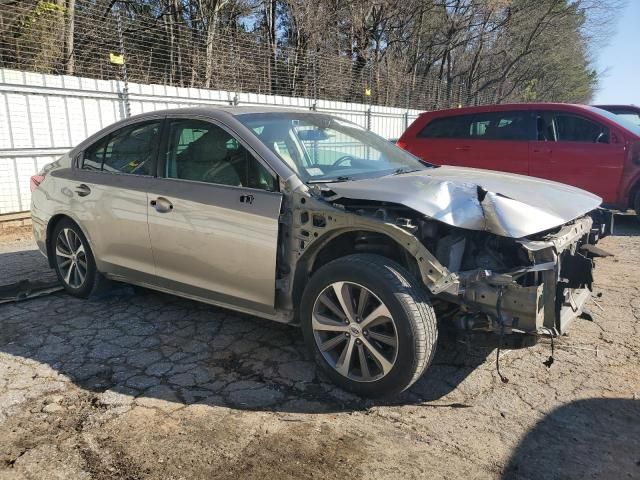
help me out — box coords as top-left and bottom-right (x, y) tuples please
(529, 111), (625, 203)
(146, 118), (282, 310)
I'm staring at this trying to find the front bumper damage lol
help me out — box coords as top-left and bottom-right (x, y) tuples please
(456, 216), (595, 336)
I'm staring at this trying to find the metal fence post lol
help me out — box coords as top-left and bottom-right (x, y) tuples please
(115, 9), (131, 118)
(367, 64), (373, 130)
(310, 51), (318, 111)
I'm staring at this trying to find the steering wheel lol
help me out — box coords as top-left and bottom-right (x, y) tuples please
(595, 131), (607, 143)
(332, 155), (357, 167)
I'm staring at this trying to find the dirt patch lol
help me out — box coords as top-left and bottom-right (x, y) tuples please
(0, 217), (639, 479)
(0, 225), (33, 253)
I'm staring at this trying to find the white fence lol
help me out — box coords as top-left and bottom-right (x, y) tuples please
(0, 68), (422, 215)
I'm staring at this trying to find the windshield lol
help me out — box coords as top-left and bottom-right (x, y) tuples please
(237, 113), (431, 182)
(588, 106), (640, 136)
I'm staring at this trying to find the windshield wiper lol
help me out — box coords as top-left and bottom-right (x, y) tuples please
(391, 168), (421, 176)
(307, 176), (353, 184)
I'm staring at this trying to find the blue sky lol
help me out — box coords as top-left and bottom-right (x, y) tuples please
(593, 1), (640, 105)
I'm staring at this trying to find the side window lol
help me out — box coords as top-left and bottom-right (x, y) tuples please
(553, 113), (609, 143)
(82, 136), (108, 170)
(535, 113), (556, 141)
(165, 119), (275, 191)
(469, 111), (534, 140)
(418, 115), (473, 139)
(82, 121), (161, 174)
(103, 122), (161, 174)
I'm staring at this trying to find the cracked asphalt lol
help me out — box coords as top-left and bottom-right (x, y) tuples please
(0, 221), (639, 479)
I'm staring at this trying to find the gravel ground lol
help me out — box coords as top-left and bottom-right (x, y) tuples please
(0, 220), (639, 480)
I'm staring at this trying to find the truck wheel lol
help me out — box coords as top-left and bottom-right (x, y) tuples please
(300, 254), (437, 398)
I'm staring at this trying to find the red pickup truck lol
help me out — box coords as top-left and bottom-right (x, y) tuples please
(398, 103), (640, 215)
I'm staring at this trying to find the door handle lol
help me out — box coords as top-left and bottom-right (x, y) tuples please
(150, 197), (173, 213)
(240, 194), (255, 204)
(455, 146), (471, 151)
(75, 184), (91, 197)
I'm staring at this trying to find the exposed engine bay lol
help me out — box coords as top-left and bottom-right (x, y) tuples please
(284, 186), (603, 341)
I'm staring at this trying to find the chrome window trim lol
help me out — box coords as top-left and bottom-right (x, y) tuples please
(157, 175), (282, 195)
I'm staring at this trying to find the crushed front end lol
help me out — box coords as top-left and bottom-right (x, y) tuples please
(438, 215), (597, 337)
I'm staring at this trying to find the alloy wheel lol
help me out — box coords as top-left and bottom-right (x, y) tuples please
(55, 228), (88, 289)
(312, 282), (398, 382)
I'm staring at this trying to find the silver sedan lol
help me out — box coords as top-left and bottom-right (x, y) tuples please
(31, 106), (601, 397)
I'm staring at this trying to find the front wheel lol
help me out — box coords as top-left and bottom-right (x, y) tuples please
(300, 254), (438, 398)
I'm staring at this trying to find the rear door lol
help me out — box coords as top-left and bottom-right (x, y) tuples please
(402, 114), (474, 165)
(529, 111), (625, 202)
(146, 117), (282, 310)
(405, 111), (533, 175)
(68, 119), (162, 279)
(464, 110), (534, 175)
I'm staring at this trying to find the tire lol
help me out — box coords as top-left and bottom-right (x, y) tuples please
(634, 190), (640, 223)
(300, 254), (438, 398)
(51, 218), (100, 298)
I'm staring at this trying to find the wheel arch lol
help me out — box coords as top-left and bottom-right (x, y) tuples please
(45, 213), (91, 268)
(628, 179), (640, 210)
(290, 228), (421, 319)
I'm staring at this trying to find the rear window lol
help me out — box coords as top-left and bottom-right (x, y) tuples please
(554, 114), (609, 143)
(82, 121), (161, 175)
(418, 115), (473, 139)
(418, 111), (534, 140)
(587, 106), (640, 136)
(469, 111), (534, 140)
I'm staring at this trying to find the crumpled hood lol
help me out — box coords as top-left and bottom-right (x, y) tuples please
(325, 166), (602, 238)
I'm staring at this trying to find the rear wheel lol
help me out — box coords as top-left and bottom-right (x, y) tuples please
(300, 254), (437, 398)
(51, 219), (98, 298)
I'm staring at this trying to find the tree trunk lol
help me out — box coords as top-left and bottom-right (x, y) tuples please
(265, 0), (277, 94)
(64, 0), (75, 74)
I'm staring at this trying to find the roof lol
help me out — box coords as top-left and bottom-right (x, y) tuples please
(593, 104), (640, 112)
(129, 105), (318, 120)
(418, 103), (595, 116)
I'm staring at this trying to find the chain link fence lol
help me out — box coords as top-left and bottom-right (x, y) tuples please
(0, 0), (493, 113)
(0, 0), (498, 215)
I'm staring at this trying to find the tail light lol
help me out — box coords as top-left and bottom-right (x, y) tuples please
(30, 173), (46, 192)
(396, 139), (408, 150)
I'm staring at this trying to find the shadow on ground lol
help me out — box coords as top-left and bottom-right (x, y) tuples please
(502, 398), (640, 480)
(0, 247), (492, 413)
(611, 213), (640, 237)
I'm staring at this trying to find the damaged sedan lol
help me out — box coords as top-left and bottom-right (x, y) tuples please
(30, 107), (602, 397)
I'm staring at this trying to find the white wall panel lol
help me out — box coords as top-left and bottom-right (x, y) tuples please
(0, 68), (423, 214)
